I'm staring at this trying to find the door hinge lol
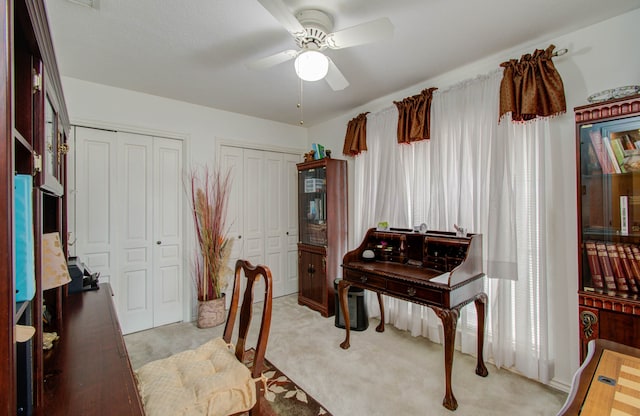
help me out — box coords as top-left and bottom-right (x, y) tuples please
(32, 72), (42, 93)
(33, 153), (42, 174)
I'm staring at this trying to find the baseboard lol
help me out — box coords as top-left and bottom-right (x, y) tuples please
(548, 378), (571, 393)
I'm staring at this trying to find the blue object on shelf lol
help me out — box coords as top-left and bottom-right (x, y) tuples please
(14, 174), (35, 302)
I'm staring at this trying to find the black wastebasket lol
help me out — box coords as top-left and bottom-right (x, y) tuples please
(334, 279), (369, 331)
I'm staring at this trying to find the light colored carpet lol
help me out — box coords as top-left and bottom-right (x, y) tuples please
(125, 294), (567, 416)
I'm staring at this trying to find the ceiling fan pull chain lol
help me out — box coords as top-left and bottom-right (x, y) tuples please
(298, 78), (304, 125)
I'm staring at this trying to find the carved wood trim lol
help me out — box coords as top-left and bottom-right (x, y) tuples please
(579, 292), (640, 315)
(574, 95), (640, 123)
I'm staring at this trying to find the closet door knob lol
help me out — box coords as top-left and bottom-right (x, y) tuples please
(156, 241), (162, 245)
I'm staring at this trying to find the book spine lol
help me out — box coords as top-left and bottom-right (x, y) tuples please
(621, 134), (635, 151)
(597, 242), (618, 292)
(624, 245), (640, 288)
(610, 138), (628, 173)
(630, 246), (640, 288)
(606, 243), (629, 292)
(589, 130), (612, 173)
(603, 136), (622, 173)
(617, 244), (638, 293)
(621, 196), (629, 236)
(584, 241), (604, 290)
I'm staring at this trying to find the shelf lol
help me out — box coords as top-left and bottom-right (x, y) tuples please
(15, 301), (30, 321)
(580, 288), (640, 302)
(13, 128), (33, 154)
(582, 230), (640, 238)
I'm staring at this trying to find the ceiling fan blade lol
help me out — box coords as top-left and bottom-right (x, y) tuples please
(246, 49), (298, 70)
(325, 58), (349, 91)
(325, 17), (394, 49)
(257, 0), (306, 37)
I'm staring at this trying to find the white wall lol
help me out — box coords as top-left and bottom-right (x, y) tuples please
(61, 77), (308, 163)
(308, 9), (640, 390)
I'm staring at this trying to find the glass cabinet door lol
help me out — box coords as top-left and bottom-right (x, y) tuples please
(44, 96), (57, 175)
(298, 166), (327, 246)
(579, 114), (640, 292)
(41, 95), (63, 195)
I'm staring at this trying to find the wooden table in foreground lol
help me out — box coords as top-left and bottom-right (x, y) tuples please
(42, 283), (144, 415)
(338, 228), (488, 411)
(558, 339), (640, 416)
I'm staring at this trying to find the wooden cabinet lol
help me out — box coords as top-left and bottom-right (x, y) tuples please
(297, 158), (347, 317)
(575, 95), (640, 360)
(1, 0), (69, 413)
(298, 244), (327, 307)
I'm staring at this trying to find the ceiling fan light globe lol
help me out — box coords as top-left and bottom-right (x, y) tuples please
(294, 50), (329, 81)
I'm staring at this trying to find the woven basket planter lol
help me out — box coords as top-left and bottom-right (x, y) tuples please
(197, 295), (226, 328)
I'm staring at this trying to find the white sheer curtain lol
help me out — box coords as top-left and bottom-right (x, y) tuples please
(352, 70), (554, 383)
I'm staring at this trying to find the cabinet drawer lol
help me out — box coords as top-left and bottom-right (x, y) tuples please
(387, 280), (444, 305)
(344, 270), (386, 290)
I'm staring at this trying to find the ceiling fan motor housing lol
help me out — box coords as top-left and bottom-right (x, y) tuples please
(295, 9), (333, 50)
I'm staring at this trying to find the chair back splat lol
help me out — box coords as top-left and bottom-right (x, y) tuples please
(223, 259), (273, 379)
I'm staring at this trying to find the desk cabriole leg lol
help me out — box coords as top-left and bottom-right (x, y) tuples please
(433, 306), (460, 411)
(338, 280), (351, 349)
(474, 293), (489, 377)
(376, 292), (385, 332)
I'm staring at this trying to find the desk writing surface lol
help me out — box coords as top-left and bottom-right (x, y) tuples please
(343, 261), (450, 287)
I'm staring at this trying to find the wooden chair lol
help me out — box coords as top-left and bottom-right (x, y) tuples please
(135, 259), (273, 416)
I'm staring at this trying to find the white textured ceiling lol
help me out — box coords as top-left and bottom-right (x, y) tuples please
(44, 0), (640, 127)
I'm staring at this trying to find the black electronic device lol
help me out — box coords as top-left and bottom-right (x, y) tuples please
(67, 257), (100, 293)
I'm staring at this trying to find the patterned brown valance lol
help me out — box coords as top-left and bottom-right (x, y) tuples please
(394, 87), (437, 143)
(499, 44), (566, 122)
(342, 112), (369, 156)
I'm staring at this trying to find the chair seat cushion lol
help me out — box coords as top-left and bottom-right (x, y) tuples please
(135, 337), (257, 416)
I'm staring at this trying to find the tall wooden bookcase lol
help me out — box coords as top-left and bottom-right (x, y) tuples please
(1, 0), (69, 413)
(297, 158), (347, 317)
(575, 95), (640, 361)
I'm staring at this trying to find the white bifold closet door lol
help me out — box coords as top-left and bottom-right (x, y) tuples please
(75, 126), (183, 334)
(219, 146), (298, 301)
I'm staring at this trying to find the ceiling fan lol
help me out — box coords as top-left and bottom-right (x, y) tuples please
(248, 0), (394, 91)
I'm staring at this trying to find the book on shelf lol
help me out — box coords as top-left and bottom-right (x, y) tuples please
(610, 137), (628, 173)
(584, 241), (604, 290)
(14, 174), (35, 302)
(602, 136), (622, 173)
(582, 140), (602, 174)
(588, 130), (614, 174)
(606, 243), (630, 292)
(596, 242), (619, 292)
(621, 196), (629, 236)
(620, 134), (636, 151)
(616, 244), (638, 293)
(624, 245), (640, 288)
(630, 246), (640, 286)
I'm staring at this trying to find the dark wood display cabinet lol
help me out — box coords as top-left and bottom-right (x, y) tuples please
(297, 158), (347, 317)
(575, 95), (640, 361)
(0, 0), (71, 413)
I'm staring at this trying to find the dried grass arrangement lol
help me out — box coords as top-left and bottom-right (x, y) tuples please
(187, 166), (234, 301)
